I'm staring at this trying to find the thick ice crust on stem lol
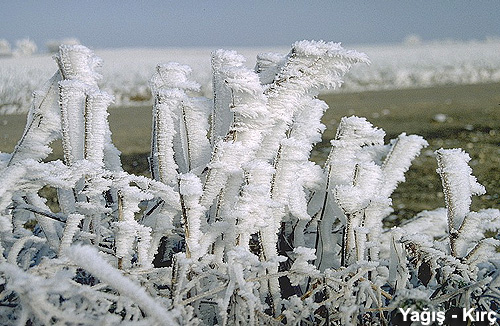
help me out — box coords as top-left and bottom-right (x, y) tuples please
(436, 148), (486, 257)
(150, 62), (211, 185)
(54, 44), (102, 85)
(7, 73), (62, 166)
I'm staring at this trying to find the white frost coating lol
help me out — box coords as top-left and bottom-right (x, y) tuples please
(331, 116), (385, 150)
(139, 171), (182, 254)
(200, 52), (273, 267)
(0, 159), (78, 213)
(54, 44), (102, 86)
(115, 191), (144, 265)
(210, 50), (245, 144)
(233, 160), (275, 248)
(201, 50), (269, 209)
(59, 79), (86, 165)
(66, 244), (178, 325)
(56, 44), (122, 170)
(210, 49), (270, 149)
(381, 208), (449, 257)
(336, 163), (383, 265)
(257, 40), (370, 161)
(436, 148), (486, 257)
(366, 133), (426, 265)
(4, 41), (499, 325)
(316, 116), (384, 270)
(0, 263), (109, 325)
(465, 238), (500, 267)
(255, 52), (287, 85)
(381, 133), (428, 198)
(151, 89), (181, 185)
(457, 209), (500, 259)
(26, 192), (64, 252)
(112, 171), (180, 211)
(327, 116), (385, 190)
(111, 174), (161, 268)
(113, 219), (136, 262)
(289, 247), (320, 286)
(179, 173), (207, 259)
(150, 62), (200, 93)
(8, 73), (62, 166)
(59, 213), (85, 255)
(103, 134), (123, 172)
(335, 161), (383, 215)
(180, 97), (212, 173)
(272, 97), (327, 234)
(218, 247), (265, 325)
(388, 228), (409, 291)
(315, 116), (425, 269)
(200, 141), (243, 208)
(84, 90), (114, 165)
(322, 116), (385, 222)
(150, 62), (210, 183)
(7, 236), (46, 265)
(136, 224), (154, 269)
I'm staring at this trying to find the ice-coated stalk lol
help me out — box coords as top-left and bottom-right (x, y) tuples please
(436, 148), (486, 257)
(151, 89), (182, 186)
(59, 213), (85, 255)
(54, 44), (102, 86)
(210, 50), (239, 145)
(316, 116), (384, 270)
(179, 173), (206, 259)
(59, 80), (86, 165)
(363, 133), (428, 263)
(257, 40), (370, 161)
(271, 97), (326, 247)
(149, 62), (210, 185)
(84, 91), (114, 166)
(380, 134), (428, 198)
(201, 49), (269, 209)
(8, 73), (62, 166)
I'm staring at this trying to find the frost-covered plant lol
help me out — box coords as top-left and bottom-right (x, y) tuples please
(0, 41), (499, 326)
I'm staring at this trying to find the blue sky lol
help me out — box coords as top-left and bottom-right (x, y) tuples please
(1, 1), (499, 50)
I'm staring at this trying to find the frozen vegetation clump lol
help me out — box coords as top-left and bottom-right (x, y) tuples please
(0, 41), (499, 325)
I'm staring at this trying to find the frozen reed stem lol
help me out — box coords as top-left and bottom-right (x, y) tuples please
(436, 148), (485, 257)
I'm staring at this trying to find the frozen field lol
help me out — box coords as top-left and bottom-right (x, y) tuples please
(1, 40), (499, 114)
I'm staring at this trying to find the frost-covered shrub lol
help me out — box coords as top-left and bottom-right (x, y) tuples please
(0, 42), (499, 325)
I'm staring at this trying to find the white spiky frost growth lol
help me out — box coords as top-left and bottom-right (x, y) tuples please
(0, 41), (499, 326)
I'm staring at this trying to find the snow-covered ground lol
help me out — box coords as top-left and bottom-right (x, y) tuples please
(349, 40), (500, 91)
(1, 40), (499, 114)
